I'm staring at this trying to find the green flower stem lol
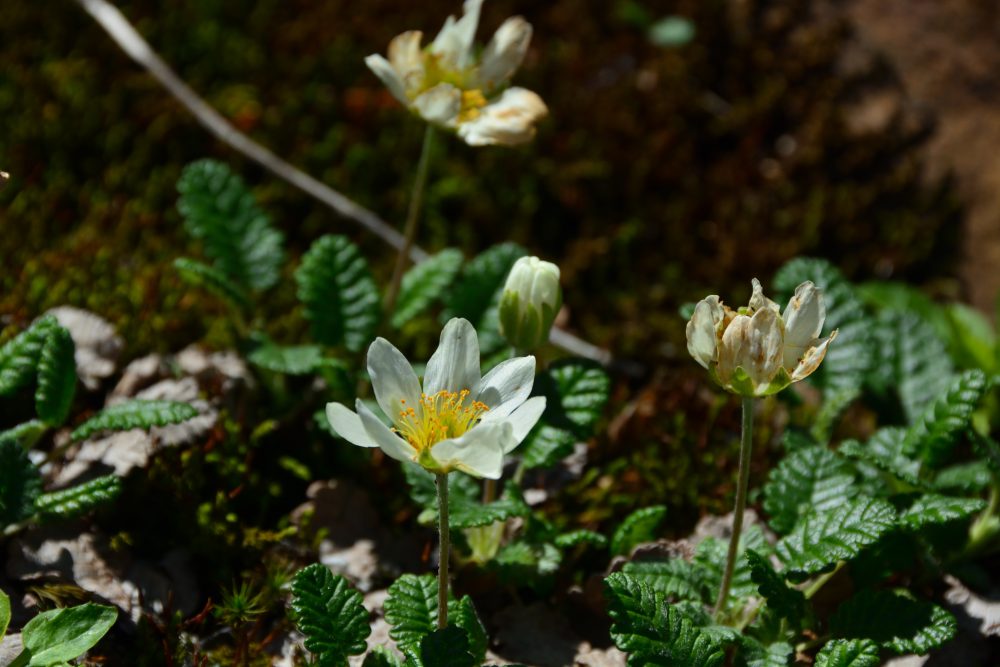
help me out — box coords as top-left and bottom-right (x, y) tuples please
(714, 396), (755, 618)
(384, 125), (435, 317)
(436, 472), (450, 629)
(966, 484), (1000, 557)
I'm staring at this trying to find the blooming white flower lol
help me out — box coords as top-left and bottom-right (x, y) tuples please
(326, 318), (546, 478)
(499, 256), (562, 351)
(364, 0), (548, 146)
(686, 279), (837, 397)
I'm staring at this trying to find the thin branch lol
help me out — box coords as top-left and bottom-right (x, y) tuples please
(73, 0), (611, 365)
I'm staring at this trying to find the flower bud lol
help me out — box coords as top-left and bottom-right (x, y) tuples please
(499, 256), (562, 351)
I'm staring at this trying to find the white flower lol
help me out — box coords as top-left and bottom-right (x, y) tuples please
(686, 279), (838, 397)
(326, 318), (546, 478)
(364, 0), (548, 146)
(498, 256), (562, 351)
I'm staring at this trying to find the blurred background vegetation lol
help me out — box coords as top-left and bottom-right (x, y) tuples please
(0, 0), (981, 527)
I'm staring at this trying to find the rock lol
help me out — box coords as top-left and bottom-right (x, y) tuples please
(46, 307), (123, 391)
(110, 354), (165, 399)
(0, 634), (23, 667)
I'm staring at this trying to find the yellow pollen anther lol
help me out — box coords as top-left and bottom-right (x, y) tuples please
(392, 389), (490, 453)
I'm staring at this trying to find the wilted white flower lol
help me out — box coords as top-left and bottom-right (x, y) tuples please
(326, 318), (546, 479)
(499, 256), (562, 351)
(686, 279), (837, 397)
(364, 0), (548, 146)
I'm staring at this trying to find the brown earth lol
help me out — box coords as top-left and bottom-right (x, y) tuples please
(841, 0), (1000, 312)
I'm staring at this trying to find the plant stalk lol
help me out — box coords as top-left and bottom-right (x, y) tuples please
(714, 396), (755, 618)
(436, 472), (450, 629)
(384, 125), (435, 316)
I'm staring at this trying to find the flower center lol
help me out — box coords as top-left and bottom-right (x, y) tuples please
(457, 89), (488, 122)
(394, 390), (489, 452)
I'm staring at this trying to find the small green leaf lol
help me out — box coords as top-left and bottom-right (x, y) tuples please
(763, 446), (859, 534)
(0, 316), (56, 397)
(384, 574), (439, 653)
(495, 540), (562, 581)
(604, 572), (725, 667)
(518, 422), (576, 470)
(745, 550), (805, 623)
(173, 257), (253, 311)
(446, 489), (530, 530)
(738, 637), (793, 667)
(874, 310), (954, 423)
(898, 494), (986, 531)
(448, 597), (487, 665)
(554, 529), (608, 550)
(541, 359), (611, 435)
(419, 626), (475, 667)
(21, 602), (117, 666)
(934, 460), (993, 494)
(444, 242), (527, 354)
(248, 343), (326, 375)
(0, 588), (10, 638)
(0, 437), (42, 528)
(35, 324), (76, 426)
(176, 159), (284, 291)
(830, 589), (957, 655)
(296, 235), (381, 352)
(290, 564), (369, 665)
(840, 428), (923, 488)
(621, 557), (706, 603)
(814, 639), (880, 667)
(695, 527), (770, 606)
(35, 475), (122, 522)
(611, 505), (668, 555)
(393, 249), (464, 328)
(0, 420), (47, 450)
(71, 400), (199, 441)
(811, 386), (861, 445)
(361, 646), (404, 667)
(903, 369), (989, 467)
(775, 496), (897, 581)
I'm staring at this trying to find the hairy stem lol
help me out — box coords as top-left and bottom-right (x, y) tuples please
(714, 396), (755, 618)
(436, 472), (450, 629)
(384, 125), (435, 316)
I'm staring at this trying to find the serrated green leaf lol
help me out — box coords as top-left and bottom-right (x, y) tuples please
(737, 637), (793, 667)
(814, 639), (880, 667)
(0, 420), (47, 450)
(773, 258), (874, 391)
(176, 159), (284, 291)
(419, 626), (475, 667)
(763, 446), (859, 534)
(449, 596), (487, 665)
(776, 496), (897, 581)
(542, 359), (611, 434)
(830, 589), (957, 655)
(612, 506), (668, 556)
(402, 464), (516, 530)
(71, 400), (199, 441)
(604, 572), (725, 667)
(0, 588), (10, 638)
(290, 564), (369, 666)
(811, 386), (861, 444)
(745, 550), (805, 623)
(695, 526), (769, 607)
(447, 490), (531, 530)
(361, 646), (403, 667)
(898, 494), (986, 531)
(444, 242), (527, 354)
(393, 249), (464, 329)
(0, 316), (56, 397)
(495, 540), (562, 581)
(903, 370), (989, 467)
(296, 235), (381, 352)
(0, 437), (42, 528)
(384, 574), (439, 653)
(35, 475), (122, 522)
(934, 460), (993, 494)
(621, 558), (706, 603)
(34, 324), (76, 426)
(840, 428), (923, 488)
(554, 529), (608, 550)
(21, 602), (117, 666)
(875, 310), (954, 423)
(248, 343), (325, 375)
(173, 257), (252, 311)
(518, 422), (576, 470)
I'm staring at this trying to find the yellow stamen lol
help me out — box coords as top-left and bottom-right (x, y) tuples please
(393, 389), (489, 452)
(458, 89), (488, 122)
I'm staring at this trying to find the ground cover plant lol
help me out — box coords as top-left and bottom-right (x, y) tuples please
(2, 0), (1000, 666)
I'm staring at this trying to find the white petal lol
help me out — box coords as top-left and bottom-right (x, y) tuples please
(686, 295), (723, 369)
(431, 0), (484, 69)
(412, 83), (462, 126)
(424, 318), (481, 395)
(748, 278), (779, 313)
(791, 331), (837, 382)
(367, 338), (422, 426)
(388, 30), (425, 93)
(325, 402), (375, 448)
(503, 395), (546, 450)
(477, 16), (532, 92)
(357, 399), (417, 463)
(782, 281), (825, 369)
(717, 314), (751, 385)
(474, 355), (536, 417)
(431, 422), (511, 479)
(364, 54), (409, 105)
(456, 87), (548, 146)
(746, 307), (784, 388)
